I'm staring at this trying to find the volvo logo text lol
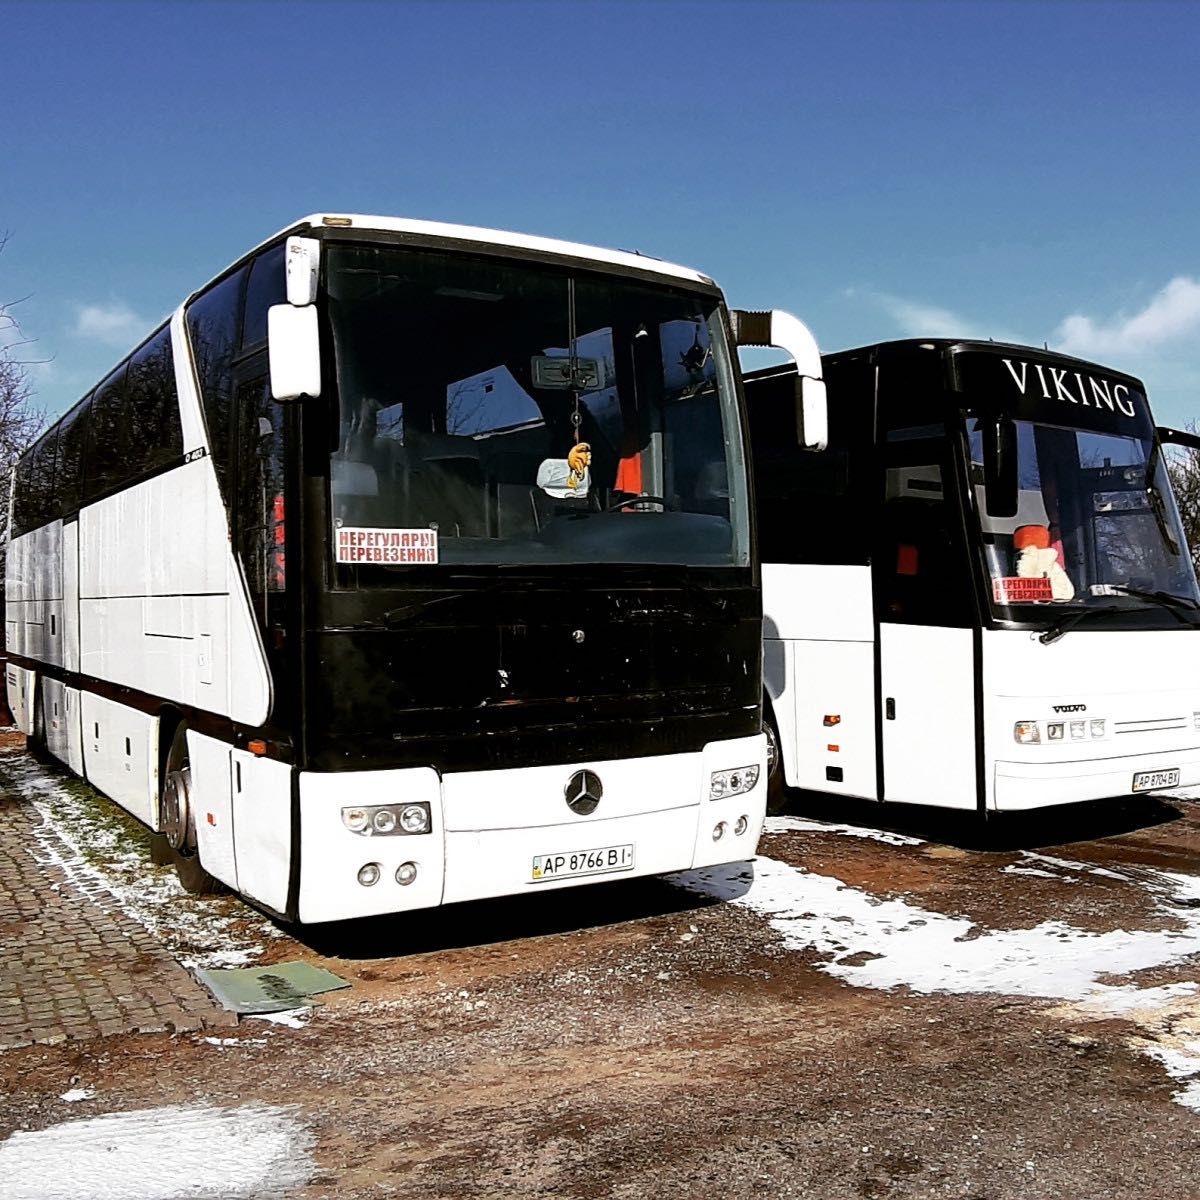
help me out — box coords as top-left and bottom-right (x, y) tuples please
(1052, 704), (1087, 713)
(565, 770), (602, 815)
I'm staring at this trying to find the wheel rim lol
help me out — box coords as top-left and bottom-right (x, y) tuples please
(161, 765), (192, 851)
(764, 720), (779, 778)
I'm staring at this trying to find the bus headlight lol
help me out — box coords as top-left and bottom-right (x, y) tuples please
(342, 807), (370, 832)
(709, 765), (760, 799)
(343, 802), (432, 835)
(400, 804), (430, 834)
(1014, 721), (1041, 744)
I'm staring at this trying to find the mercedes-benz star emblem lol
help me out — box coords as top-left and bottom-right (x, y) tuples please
(565, 770), (603, 815)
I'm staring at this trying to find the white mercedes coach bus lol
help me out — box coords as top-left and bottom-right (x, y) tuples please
(746, 338), (1200, 815)
(5, 214), (825, 921)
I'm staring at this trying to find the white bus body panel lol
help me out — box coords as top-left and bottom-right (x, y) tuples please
(763, 564), (877, 797)
(79, 692), (159, 827)
(77, 458), (271, 727)
(879, 624), (977, 808)
(7, 522), (64, 669)
(984, 628), (1200, 811)
(187, 730), (239, 891)
(6, 662), (34, 735)
(62, 520), (80, 673)
(231, 748), (293, 913)
(297, 735), (767, 923)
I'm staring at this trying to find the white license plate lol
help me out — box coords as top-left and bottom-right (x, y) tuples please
(531, 844), (635, 883)
(1133, 768), (1180, 792)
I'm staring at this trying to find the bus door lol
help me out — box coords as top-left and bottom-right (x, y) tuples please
(874, 426), (979, 809)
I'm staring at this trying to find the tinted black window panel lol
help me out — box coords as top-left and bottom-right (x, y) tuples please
(186, 267), (248, 491)
(242, 244), (286, 350)
(11, 450), (35, 537)
(28, 429), (61, 528)
(56, 397), (91, 515)
(125, 326), (182, 480)
(84, 365), (132, 504)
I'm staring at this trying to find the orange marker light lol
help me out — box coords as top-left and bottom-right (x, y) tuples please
(823, 714), (841, 727)
(248, 739), (267, 756)
(827, 744), (840, 753)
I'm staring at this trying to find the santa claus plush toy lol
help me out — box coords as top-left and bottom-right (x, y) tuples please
(1013, 524), (1075, 601)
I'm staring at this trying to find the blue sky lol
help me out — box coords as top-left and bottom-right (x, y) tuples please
(3, 0), (1199, 427)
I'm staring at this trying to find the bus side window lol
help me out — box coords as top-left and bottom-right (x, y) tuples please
(27, 429), (61, 531)
(84, 364), (132, 505)
(10, 450), (34, 539)
(232, 374), (286, 623)
(241, 244), (286, 351)
(56, 397), (91, 517)
(876, 435), (972, 627)
(186, 265), (249, 494)
(125, 327), (182, 480)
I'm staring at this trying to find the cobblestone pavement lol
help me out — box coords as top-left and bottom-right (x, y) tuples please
(0, 785), (236, 1050)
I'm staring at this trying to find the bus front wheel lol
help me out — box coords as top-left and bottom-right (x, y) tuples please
(764, 708), (788, 816)
(159, 724), (223, 896)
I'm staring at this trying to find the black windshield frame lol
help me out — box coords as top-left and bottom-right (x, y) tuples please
(947, 346), (1200, 632)
(319, 237), (751, 583)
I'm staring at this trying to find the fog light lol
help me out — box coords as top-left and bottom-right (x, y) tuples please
(1091, 719), (1106, 738)
(396, 861), (418, 886)
(357, 862), (381, 887)
(712, 821), (727, 841)
(734, 815), (749, 836)
(1047, 722), (1064, 741)
(400, 803), (430, 834)
(1070, 720), (1086, 740)
(373, 808), (397, 833)
(342, 807), (369, 833)
(1014, 721), (1040, 744)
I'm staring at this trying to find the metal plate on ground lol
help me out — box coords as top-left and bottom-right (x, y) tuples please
(195, 960), (351, 1014)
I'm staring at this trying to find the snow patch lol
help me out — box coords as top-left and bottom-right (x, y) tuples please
(680, 856), (1200, 1003)
(246, 1007), (312, 1029)
(0, 1103), (314, 1199)
(58, 1088), (95, 1103)
(763, 815), (925, 847)
(0, 756), (278, 970)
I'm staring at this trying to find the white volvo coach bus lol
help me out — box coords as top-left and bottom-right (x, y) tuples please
(746, 338), (1200, 814)
(5, 214), (825, 921)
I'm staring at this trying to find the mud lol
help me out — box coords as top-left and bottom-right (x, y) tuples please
(5, 751), (1200, 1198)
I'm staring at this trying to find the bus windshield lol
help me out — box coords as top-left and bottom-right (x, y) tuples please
(967, 418), (1200, 616)
(325, 242), (748, 571)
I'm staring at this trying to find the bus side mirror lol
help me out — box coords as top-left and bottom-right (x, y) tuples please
(733, 309), (827, 451)
(268, 304), (321, 401)
(983, 414), (1018, 518)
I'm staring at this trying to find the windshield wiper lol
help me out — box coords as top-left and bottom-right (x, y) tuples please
(1039, 588), (1200, 644)
(1039, 605), (1124, 645)
(1102, 585), (1200, 622)
(1143, 438), (1183, 557)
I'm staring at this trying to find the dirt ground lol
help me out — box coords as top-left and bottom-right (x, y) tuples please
(5, 745), (1200, 1199)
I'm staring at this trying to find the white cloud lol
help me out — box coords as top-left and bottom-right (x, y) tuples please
(73, 301), (149, 348)
(852, 287), (1019, 344)
(1053, 276), (1200, 359)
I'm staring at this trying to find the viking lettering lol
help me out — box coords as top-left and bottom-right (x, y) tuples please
(1033, 363), (1052, 399)
(1002, 358), (1028, 392)
(1113, 383), (1136, 418)
(1089, 376), (1116, 412)
(1048, 367), (1078, 404)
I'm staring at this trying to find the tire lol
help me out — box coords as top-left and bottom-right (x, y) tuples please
(160, 723), (224, 896)
(763, 707), (789, 816)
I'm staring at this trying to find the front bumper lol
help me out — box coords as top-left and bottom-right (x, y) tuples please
(297, 734), (766, 922)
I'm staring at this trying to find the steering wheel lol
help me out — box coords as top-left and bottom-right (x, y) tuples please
(605, 494), (668, 512)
